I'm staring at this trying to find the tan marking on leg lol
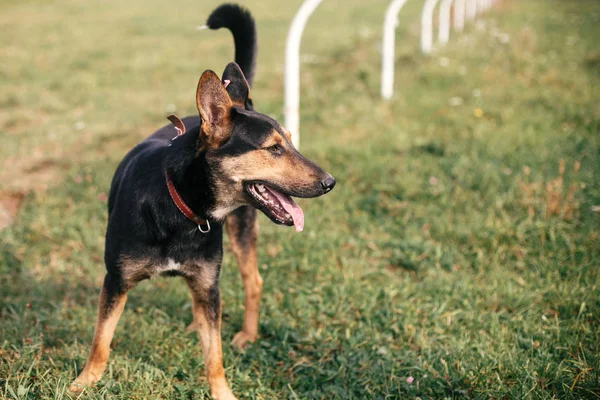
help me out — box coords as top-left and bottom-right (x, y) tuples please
(188, 257), (220, 291)
(185, 257), (220, 333)
(119, 255), (152, 286)
(186, 279), (237, 400)
(70, 280), (127, 392)
(226, 212), (263, 350)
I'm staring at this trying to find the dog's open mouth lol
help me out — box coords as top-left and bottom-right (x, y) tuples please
(244, 182), (304, 232)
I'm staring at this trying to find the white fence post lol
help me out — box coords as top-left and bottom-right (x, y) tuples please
(284, 0), (323, 149)
(438, 0), (454, 45)
(477, 0), (485, 13)
(466, 0), (477, 21)
(454, 0), (466, 31)
(381, 0), (410, 99)
(421, 0), (440, 54)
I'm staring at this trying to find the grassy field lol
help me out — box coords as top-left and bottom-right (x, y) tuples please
(1, 0), (599, 398)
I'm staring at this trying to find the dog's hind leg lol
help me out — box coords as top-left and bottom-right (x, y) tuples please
(70, 274), (127, 392)
(225, 206), (262, 350)
(186, 277), (236, 400)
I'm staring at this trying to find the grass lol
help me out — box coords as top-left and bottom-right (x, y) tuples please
(1, 0), (599, 398)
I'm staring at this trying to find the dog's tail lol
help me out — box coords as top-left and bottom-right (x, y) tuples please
(206, 4), (257, 87)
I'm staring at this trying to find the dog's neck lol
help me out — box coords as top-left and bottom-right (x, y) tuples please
(164, 126), (216, 222)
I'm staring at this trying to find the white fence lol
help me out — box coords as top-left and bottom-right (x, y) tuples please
(282, 0), (499, 147)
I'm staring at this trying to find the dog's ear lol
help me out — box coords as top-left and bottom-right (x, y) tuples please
(222, 62), (253, 110)
(196, 70), (233, 147)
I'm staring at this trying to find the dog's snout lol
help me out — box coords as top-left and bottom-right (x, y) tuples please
(320, 175), (336, 193)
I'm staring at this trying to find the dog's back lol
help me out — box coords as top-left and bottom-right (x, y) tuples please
(107, 115), (201, 216)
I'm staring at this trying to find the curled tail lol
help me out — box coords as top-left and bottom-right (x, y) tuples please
(207, 4), (257, 87)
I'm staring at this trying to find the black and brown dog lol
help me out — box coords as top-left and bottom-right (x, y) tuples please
(70, 4), (335, 399)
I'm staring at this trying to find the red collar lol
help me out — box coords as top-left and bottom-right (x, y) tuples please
(165, 171), (211, 233)
(164, 113), (210, 233)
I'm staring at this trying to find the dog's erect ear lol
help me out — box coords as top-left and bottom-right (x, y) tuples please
(221, 62), (253, 110)
(196, 70), (233, 147)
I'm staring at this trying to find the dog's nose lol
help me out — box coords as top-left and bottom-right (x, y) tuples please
(320, 175), (336, 192)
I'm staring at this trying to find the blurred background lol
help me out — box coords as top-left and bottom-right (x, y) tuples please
(1, 0), (599, 398)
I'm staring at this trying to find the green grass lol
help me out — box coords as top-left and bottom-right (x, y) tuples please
(1, 0), (599, 398)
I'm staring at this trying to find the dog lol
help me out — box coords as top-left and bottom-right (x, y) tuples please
(70, 4), (335, 399)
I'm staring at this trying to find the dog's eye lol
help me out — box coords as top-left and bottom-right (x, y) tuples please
(266, 144), (282, 155)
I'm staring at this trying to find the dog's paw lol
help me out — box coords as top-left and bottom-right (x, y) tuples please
(231, 330), (257, 350)
(69, 383), (84, 394)
(69, 374), (98, 394)
(70, 371), (100, 393)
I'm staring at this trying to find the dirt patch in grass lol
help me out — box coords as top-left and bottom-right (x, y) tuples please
(0, 191), (25, 230)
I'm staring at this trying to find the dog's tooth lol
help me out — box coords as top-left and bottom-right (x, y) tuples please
(285, 213), (291, 218)
(257, 184), (266, 193)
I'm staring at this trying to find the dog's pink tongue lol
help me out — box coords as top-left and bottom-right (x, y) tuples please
(267, 188), (304, 232)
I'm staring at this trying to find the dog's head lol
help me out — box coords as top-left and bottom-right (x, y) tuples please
(196, 63), (335, 231)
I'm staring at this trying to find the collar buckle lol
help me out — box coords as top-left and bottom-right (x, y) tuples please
(198, 221), (211, 233)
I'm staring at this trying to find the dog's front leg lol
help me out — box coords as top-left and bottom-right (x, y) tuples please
(226, 206), (262, 350)
(186, 276), (236, 400)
